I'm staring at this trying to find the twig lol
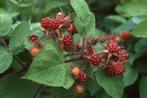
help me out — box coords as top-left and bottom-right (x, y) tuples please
(64, 52), (80, 57)
(64, 56), (82, 63)
(0, 37), (7, 48)
(33, 85), (43, 98)
(14, 56), (27, 70)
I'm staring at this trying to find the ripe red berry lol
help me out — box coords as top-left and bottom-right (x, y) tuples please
(86, 47), (94, 55)
(29, 35), (38, 43)
(118, 50), (128, 60)
(105, 64), (125, 76)
(71, 66), (80, 76)
(89, 53), (101, 65)
(63, 35), (73, 46)
(69, 23), (77, 34)
(48, 19), (61, 30)
(106, 41), (119, 53)
(31, 47), (40, 57)
(40, 17), (50, 29)
(108, 35), (116, 41)
(121, 32), (131, 41)
(76, 72), (88, 83)
(74, 84), (85, 94)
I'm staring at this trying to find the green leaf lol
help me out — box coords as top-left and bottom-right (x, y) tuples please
(123, 64), (138, 86)
(9, 21), (31, 54)
(0, 11), (12, 36)
(132, 20), (147, 38)
(85, 78), (101, 96)
(24, 41), (73, 88)
(70, 0), (97, 36)
(95, 70), (124, 98)
(63, 65), (74, 89)
(135, 39), (147, 53)
(116, 1), (147, 17)
(112, 20), (137, 34)
(0, 75), (39, 98)
(95, 89), (112, 98)
(0, 46), (13, 73)
(44, 0), (68, 13)
(106, 15), (127, 23)
(139, 76), (147, 98)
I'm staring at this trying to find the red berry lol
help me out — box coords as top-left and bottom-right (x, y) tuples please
(108, 35), (116, 41)
(40, 17), (61, 30)
(107, 41), (119, 53)
(76, 72), (88, 83)
(40, 17), (50, 29)
(118, 49), (128, 60)
(121, 32), (131, 40)
(69, 23), (77, 34)
(29, 35), (38, 43)
(105, 64), (125, 76)
(63, 35), (73, 46)
(90, 53), (101, 65)
(48, 19), (61, 30)
(86, 47), (94, 55)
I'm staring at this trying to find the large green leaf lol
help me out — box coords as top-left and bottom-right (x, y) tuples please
(139, 76), (147, 98)
(85, 78), (101, 96)
(0, 46), (13, 73)
(0, 11), (12, 36)
(24, 41), (73, 88)
(116, 1), (147, 17)
(0, 75), (39, 98)
(135, 39), (147, 53)
(9, 21), (31, 54)
(70, 0), (97, 36)
(132, 20), (147, 38)
(123, 64), (138, 86)
(95, 70), (124, 98)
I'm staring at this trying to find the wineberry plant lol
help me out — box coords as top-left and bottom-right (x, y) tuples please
(0, 0), (147, 98)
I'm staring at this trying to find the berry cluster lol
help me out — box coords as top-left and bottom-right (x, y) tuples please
(28, 12), (131, 94)
(71, 66), (88, 94)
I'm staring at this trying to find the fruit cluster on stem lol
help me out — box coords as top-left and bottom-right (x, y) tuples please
(28, 12), (131, 94)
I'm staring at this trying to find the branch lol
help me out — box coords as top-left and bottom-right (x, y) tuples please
(64, 56), (82, 63)
(14, 56), (27, 70)
(33, 85), (43, 98)
(0, 37), (7, 48)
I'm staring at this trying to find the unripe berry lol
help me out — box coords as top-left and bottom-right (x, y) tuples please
(74, 84), (85, 94)
(31, 48), (40, 57)
(121, 32), (131, 40)
(71, 66), (80, 76)
(89, 53), (101, 65)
